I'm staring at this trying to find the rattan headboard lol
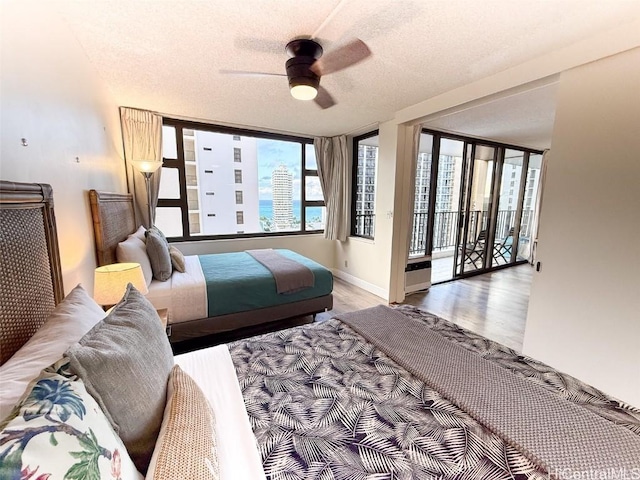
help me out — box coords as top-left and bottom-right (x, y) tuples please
(0, 180), (64, 365)
(89, 190), (137, 267)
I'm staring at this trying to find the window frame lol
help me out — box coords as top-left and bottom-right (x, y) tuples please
(350, 129), (379, 239)
(158, 117), (324, 241)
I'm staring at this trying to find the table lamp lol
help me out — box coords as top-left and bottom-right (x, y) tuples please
(94, 262), (148, 308)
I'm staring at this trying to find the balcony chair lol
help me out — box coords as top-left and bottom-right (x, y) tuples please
(493, 227), (514, 264)
(460, 229), (487, 268)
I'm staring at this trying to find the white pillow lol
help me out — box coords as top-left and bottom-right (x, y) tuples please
(116, 234), (153, 286)
(133, 225), (147, 243)
(0, 285), (105, 421)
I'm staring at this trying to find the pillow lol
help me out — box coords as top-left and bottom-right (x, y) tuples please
(116, 234), (153, 286)
(133, 225), (147, 243)
(169, 245), (186, 273)
(0, 359), (142, 479)
(146, 228), (172, 281)
(65, 285), (174, 473)
(146, 365), (219, 480)
(0, 285), (105, 422)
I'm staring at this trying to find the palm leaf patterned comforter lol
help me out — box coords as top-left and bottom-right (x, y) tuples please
(228, 305), (640, 480)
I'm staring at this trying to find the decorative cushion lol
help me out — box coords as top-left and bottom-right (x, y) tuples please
(116, 234), (153, 286)
(65, 285), (174, 473)
(145, 228), (172, 282)
(169, 245), (186, 273)
(0, 285), (105, 422)
(0, 359), (142, 479)
(146, 365), (219, 480)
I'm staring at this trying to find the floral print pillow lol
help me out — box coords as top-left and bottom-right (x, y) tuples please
(0, 359), (142, 480)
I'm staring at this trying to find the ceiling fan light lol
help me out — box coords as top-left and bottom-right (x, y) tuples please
(290, 84), (318, 101)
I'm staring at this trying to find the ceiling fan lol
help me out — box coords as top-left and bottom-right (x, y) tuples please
(220, 37), (372, 109)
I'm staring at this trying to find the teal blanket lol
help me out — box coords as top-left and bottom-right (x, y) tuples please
(198, 249), (333, 317)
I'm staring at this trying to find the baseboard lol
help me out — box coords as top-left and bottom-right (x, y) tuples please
(331, 269), (389, 301)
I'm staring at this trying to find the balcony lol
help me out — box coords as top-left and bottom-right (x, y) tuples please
(410, 209), (534, 283)
(351, 209), (533, 282)
(353, 213), (375, 239)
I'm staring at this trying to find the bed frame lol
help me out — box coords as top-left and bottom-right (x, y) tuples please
(88, 189), (333, 342)
(0, 181), (64, 365)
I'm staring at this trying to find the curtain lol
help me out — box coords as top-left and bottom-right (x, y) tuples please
(404, 124), (423, 259)
(314, 135), (349, 241)
(528, 149), (550, 265)
(120, 107), (163, 229)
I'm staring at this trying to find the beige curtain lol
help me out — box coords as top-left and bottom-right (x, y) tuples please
(404, 124), (424, 258)
(528, 149), (550, 265)
(314, 135), (350, 241)
(120, 107), (163, 228)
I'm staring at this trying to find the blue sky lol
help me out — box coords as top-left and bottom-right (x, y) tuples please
(257, 140), (320, 200)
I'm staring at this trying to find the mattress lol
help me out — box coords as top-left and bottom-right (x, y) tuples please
(147, 250), (332, 325)
(174, 345), (266, 480)
(216, 304), (640, 478)
(199, 249), (333, 317)
(147, 254), (207, 324)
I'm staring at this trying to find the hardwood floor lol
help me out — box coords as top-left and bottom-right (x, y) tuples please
(173, 266), (533, 355)
(403, 264), (533, 351)
(315, 277), (386, 321)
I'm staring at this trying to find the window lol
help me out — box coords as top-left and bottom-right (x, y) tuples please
(155, 119), (324, 239)
(351, 131), (378, 239)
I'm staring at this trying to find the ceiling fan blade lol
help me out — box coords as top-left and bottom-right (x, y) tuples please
(311, 39), (371, 76)
(314, 86), (336, 109)
(219, 69), (286, 78)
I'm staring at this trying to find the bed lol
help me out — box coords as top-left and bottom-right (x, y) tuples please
(2, 180), (640, 480)
(88, 189), (333, 342)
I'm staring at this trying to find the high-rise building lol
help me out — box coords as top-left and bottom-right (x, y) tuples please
(271, 164), (293, 230)
(411, 153), (462, 254)
(354, 143), (377, 236)
(414, 153), (460, 214)
(183, 130), (260, 235)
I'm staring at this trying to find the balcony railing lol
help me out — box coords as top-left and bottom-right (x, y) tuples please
(409, 209), (534, 257)
(353, 213), (375, 239)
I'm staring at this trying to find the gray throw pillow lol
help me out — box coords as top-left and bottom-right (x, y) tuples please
(146, 228), (172, 281)
(65, 284), (174, 473)
(169, 245), (186, 273)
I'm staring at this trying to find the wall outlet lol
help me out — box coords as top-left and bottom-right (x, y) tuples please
(344, 260), (348, 268)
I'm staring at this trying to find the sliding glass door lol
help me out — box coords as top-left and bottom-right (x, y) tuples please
(409, 129), (542, 284)
(455, 144), (496, 276)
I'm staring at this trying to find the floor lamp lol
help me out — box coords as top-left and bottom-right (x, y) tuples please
(132, 160), (162, 228)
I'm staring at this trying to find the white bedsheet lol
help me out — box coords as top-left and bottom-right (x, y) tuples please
(175, 345), (266, 480)
(146, 255), (207, 324)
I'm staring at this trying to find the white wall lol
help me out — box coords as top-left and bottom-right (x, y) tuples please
(523, 48), (640, 407)
(0, 2), (126, 294)
(334, 121), (406, 301)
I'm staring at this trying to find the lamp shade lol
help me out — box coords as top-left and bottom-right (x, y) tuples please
(132, 159), (162, 173)
(94, 263), (148, 306)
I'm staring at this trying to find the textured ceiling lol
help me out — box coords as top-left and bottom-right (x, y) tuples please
(52, 0), (640, 144)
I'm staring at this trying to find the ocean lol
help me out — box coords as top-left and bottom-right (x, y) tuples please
(259, 199), (323, 221)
